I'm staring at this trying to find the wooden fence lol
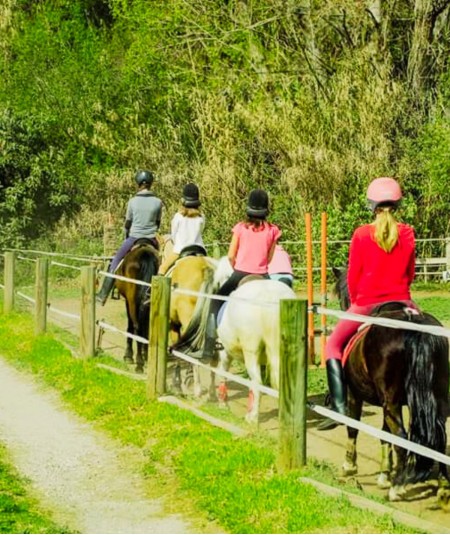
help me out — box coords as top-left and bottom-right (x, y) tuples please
(1, 250), (309, 472)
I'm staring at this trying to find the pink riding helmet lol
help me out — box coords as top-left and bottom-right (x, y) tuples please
(367, 177), (402, 211)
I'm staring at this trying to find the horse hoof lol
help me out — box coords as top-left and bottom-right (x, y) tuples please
(437, 487), (450, 512)
(135, 366), (144, 374)
(218, 400), (229, 411)
(389, 485), (406, 502)
(245, 413), (258, 425)
(377, 472), (391, 489)
(124, 356), (134, 364)
(342, 462), (358, 477)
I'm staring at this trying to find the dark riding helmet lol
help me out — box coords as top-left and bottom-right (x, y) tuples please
(367, 177), (402, 212)
(135, 170), (154, 187)
(182, 183), (201, 208)
(247, 189), (269, 219)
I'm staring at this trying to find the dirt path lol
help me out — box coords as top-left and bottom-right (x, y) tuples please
(0, 357), (211, 534)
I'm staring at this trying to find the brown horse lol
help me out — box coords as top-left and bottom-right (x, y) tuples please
(114, 242), (159, 373)
(333, 267), (449, 502)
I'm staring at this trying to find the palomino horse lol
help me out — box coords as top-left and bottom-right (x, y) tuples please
(158, 235), (224, 395)
(333, 267), (449, 501)
(114, 242), (159, 373)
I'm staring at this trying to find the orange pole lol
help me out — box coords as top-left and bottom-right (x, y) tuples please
(305, 213), (315, 364)
(320, 213), (327, 367)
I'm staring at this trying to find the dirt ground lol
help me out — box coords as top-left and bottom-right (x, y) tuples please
(12, 293), (450, 532)
(0, 357), (215, 534)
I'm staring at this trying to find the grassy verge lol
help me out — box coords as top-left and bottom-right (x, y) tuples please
(0, 443), (73, 534)
(0, 306), (420, 534)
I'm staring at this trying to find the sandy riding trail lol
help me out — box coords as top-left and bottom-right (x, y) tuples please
(0, 356), (222, 534)
(21, 294), (450, 531)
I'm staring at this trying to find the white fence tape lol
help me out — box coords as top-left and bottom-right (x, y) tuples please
(314, 305), (450, 338)
(308, 402), (450, 467)
(98, 270), (152, 288)
(97, 320), (149, 345)
(48, 306), (80, 321)
(170, 349), (279, 397)
(16, 291), (35, 304)
(50, 261), (82, 271)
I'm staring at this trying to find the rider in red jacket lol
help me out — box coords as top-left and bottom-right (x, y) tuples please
(318, 177), (417, 430)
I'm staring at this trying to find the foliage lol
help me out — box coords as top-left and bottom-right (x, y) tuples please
(1, 0), (450, 266)
(0, 305), (420, 534)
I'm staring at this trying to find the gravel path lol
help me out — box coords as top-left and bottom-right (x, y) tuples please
(0, 357), (201, 534)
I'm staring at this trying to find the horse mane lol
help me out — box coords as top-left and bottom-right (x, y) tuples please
(213, 256), (233, 290)
(332, 266), (350, 311)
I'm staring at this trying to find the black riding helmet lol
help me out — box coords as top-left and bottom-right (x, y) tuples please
(247, 189), (269, 219)
(182, 183), (201, 208)
(135, 170), (154, 187)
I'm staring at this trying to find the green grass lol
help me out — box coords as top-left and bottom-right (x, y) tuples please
(0, 443), (73, 534)
(0, 306), (420, 534)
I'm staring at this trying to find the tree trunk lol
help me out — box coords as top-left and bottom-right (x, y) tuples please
(407, 0), (450, 100)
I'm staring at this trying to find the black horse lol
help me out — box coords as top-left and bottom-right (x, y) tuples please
(114, 241), (159, 373)
(333, 267), (449, 501)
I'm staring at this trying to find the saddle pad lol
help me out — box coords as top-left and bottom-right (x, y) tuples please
(342, 324), (370, 367)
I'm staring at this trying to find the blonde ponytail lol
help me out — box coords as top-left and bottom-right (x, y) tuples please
(373, 207), (399, 253)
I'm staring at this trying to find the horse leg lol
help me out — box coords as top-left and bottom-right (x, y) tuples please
(208, 369), (217, 402)
(135, 341), (145, 374)
(123, 302), (134, 363)
(342, 393), (362, 476)
(377, 420), (393, 489)
(192, 365), (203, 398)
(216, 348), (231, 410)
(172, 363), (183, 394)
(244, 350), (262, 426)
(437, 465), (450, 512)
(384, 404), (408, 501)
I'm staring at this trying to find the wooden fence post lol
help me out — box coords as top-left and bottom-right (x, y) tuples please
(35, 257), (49, 335)
(320, 212), (327, 367)
(147, 276), (171, 400)
(446, 237), (450, 274)
(305, 213), (315, 364)
(80, 266), (96, 358)
(278, 298), (308, 471)
(4, 251), (15, 314)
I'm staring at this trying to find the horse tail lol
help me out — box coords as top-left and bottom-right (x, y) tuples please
(172, 265), (216, 355)
(404, 317), (448, 483)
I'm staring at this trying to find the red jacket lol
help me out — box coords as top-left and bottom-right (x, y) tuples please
(347, 223), (415, 306)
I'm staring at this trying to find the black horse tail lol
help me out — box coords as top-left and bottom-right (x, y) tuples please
(404, 317), (448, 483)
(172, 264), (216, 355)
(136, 249), (158, 321)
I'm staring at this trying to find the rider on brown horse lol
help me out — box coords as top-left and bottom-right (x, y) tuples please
(318, 177), (418, 430)
(96, 169), (162, 306)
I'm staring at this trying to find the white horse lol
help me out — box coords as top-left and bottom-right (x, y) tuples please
(214, 278), (297, 424)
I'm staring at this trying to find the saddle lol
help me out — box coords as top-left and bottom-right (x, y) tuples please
(178, 244), (207, 258)
(130, 237), (159, 253)
(342, 301), (421, 366)
(237, 274), (266, 287)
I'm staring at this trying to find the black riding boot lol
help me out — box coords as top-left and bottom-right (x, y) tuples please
(203, 298), (223, 359)
(96, 275), (115, 306)
(317, 359), (347, 431)
(203, 312), (217, 359)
